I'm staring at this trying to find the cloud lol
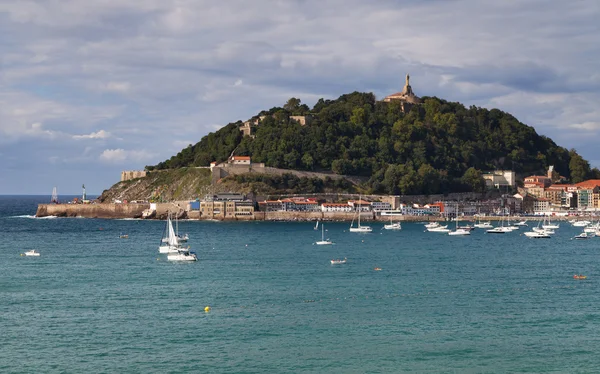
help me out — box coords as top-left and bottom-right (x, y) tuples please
(1, 0), (600, 193)
(73, 130), (112, 140)
(99, 148), (154, 163)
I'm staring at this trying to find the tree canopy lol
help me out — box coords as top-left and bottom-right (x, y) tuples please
(147, 92), (590, 195)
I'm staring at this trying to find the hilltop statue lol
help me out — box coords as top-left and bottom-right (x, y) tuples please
(383, 72), (421, 111)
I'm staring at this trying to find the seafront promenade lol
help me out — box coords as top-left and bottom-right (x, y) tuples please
(35, 203), (578, 222)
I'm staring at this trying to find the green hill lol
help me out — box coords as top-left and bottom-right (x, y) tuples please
(147, 92), (597, 195)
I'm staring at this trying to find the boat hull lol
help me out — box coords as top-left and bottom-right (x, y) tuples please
(159, 245), (181, 254)
(316, 241), (333, 245)
(167, 252), (198, 261)
(349, 227), (372, 233)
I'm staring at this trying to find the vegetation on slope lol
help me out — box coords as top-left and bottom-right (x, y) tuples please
(99, 168), (212, 202)
(147, 92), (598, 195)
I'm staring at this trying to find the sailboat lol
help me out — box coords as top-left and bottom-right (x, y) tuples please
(314, 220), (319, 230)
(161, 214), (189, 243)
(158, 214), (182, 254)
(316, 223), (333, 245)
(383, 215), (401, 230)
(449, 205), (470, 235)
(542, 216), (560, 230)
(349, 196), (372, 233)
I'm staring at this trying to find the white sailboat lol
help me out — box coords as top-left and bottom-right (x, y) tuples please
(383, 215), (401, 230)
(449, 206), (470, 235)
(314, 220), (319, 230)
(161, 214), (188, 243)
(542, 216), (560, 230)
(316, 223), (333, 245)
(349, 196), (372, 233)
(159, 214), (182, 254)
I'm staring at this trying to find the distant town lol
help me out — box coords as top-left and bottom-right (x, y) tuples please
(77, 165), (600, 221)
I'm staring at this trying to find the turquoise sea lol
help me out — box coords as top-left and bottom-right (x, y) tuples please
(2, 196), (600, 373)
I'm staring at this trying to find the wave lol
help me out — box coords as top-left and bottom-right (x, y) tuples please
(10, 215), (57, 219)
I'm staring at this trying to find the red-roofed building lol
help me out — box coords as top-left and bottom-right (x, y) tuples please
(524, 176), (551, 188)
(229, 156), (251, 165)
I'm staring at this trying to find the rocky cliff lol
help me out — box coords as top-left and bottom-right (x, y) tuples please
(99, 167), (213, 203)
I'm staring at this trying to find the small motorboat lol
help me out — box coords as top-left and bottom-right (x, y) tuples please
(374, 267), (382, 271)
(524, 231), (550, 238)
(573, 275), (587, 280)
(167, 247), (198, 262)
(448, 228), (471, 236)
(573, 232), (592, 240)
(119, 233), (129, 239)
(23, 250), (40, 257)
(330, 258), (347, 265)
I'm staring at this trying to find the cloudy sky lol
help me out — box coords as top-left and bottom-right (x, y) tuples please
(1, 0), (599, 194)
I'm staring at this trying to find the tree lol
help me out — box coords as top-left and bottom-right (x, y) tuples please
(301, 153), (314, 170)
(461, 167), (485, 192)
(284, 98), (301, 112)
(569, 149), (590, 183)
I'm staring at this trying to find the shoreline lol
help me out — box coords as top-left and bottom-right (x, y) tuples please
(35, 203), (583, 222)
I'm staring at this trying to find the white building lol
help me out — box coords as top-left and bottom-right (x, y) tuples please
(370, 201), (392, 212)
(321, 203), (353, 213)
(483, 170), (516, 188)
(533, 198), (550, 214)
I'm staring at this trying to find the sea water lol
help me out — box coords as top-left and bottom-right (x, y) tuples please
(1, 196), (600, 373)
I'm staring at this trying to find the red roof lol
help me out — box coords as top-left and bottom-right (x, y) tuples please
(575, 180), (600, 189)
(231, 156), (250, 160)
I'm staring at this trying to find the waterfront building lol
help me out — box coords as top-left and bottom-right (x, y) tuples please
(348, 200), (372, 212)
(200, 200), (255, 218)
(532, 198), (550, 214)
(258, 200), (285, 212)
(370, 201), (392, 212)
(321, 203), (353, 213)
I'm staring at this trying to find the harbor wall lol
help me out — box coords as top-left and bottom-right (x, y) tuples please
(36, 203), (149, 219)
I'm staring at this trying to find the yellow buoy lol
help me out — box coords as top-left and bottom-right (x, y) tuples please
(204, 306), (211, 312)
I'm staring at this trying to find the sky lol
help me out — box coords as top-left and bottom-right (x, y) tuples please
(1, 0), (599, 194)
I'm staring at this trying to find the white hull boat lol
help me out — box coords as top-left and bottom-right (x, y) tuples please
(158, 245), (180, 254)
(349, 196), (372, 233)
(474, 222), (493, 229)
(383, 216), (401, 230)
(448, 228), (471, 236)
(23, 250), (40, 257)
(524, 231), (551, 238)
(330, 258), (347, 265)
(487, 227), (509, 233)
(316, 223), (333, 245)
(533, 227), (554, 235)
(428, 226), (450, 233)
(167, 249), (198, 261)
(572, 220), (590, 227)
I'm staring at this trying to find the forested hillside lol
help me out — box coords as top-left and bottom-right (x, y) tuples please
(147, 92), (597, 195)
